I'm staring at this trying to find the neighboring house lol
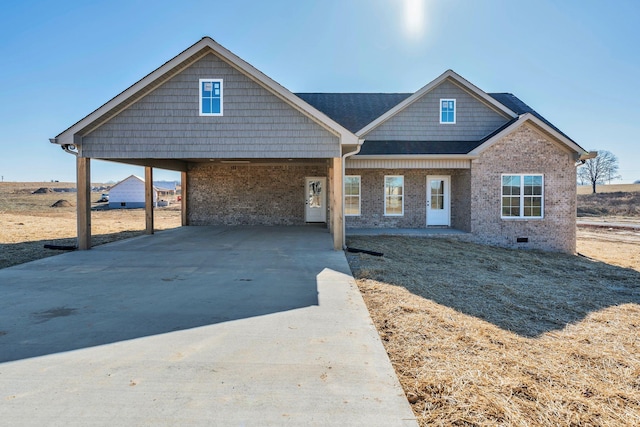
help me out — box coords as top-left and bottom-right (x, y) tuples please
(51, 37), (591, 253)
(153, 181), (178, 196)
(108, 175), (158, 209)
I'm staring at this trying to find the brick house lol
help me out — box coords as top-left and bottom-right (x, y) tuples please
(51, 37), (590, 253)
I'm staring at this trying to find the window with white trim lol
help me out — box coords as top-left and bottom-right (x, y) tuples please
(199, 79), (223, 116)
(384, 175), (404, 216)
(501, 174), (544, 218)
(345, 176), (361, 216)
(440, 98), (456, 124)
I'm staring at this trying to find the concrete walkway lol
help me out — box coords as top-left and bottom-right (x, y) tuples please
(0, 226), (416, 426)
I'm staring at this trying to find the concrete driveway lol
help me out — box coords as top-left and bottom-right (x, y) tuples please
(0, 226), (416, 426)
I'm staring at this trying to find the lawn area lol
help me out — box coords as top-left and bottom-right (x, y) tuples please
(346, 235), (640, 426)
(0, 182), (181, 269)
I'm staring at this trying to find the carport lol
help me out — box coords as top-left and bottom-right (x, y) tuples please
(50, 37), (361, 251)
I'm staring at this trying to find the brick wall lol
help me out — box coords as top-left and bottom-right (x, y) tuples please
(344, 168), (470, 229)
(188, 162), (329, 225)
(470, 124), (577, 253)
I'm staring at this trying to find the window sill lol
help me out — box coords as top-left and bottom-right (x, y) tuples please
(501, 217), (544, 221)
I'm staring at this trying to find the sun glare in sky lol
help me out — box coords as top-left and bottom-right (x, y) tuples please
(403, 0), (426, 39)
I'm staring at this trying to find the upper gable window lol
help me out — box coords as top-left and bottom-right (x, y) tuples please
(200, 79), (223, 116)
(440, 99), (456, 124)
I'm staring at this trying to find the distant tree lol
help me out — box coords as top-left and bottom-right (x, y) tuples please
(577, 150), (620, 194)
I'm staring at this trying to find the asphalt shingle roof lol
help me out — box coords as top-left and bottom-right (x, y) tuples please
(487, 93), (576, 144)
(296, 92), (575, 155)
(295, 93), (411, 133)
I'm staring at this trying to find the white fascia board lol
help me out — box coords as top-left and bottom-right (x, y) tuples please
(56, 37), (358, 147)
(352, 154), (479, 160)
(356, 69), (517, 137)
(470, 113), (585, 155)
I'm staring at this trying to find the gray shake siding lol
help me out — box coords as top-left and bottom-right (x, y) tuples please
(188, 162), (328, 226)
(82, 53), (340, 159)
(364, 80), (510, 141)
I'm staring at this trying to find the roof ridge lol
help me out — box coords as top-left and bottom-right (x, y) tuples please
(294, 92), (412, 95)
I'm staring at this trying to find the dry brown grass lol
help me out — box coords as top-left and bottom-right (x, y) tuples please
(346, 235), (640, 426)
(578, 191), (640, 218)
(0, 182), (181, 269)
(577, 183), (640, 195)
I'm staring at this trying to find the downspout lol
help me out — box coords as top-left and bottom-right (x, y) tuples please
(341, 139), (364, 249)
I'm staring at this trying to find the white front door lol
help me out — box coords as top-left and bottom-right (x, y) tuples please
(426, 176), (450, 226)
(305, 177), (326, 222)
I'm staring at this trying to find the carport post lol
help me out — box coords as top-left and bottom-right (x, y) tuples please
(76, 156), (91, 250)
(181, 171), (188, 226)
(331, 157), (343, 250)
(145, 166), (154, 234)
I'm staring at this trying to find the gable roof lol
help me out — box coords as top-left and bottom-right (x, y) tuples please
(354, 70), (518, 137)
(469, 113), (585, 156)
(110, 175), (162, 192)
(110, 175), (144, 188)
(487, 93), (577, 145)
(53, 37), (359, 146)
(297, 79), (586, 156)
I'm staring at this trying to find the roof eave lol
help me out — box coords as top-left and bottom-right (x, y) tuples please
(351, 154), (480, 160)
(470, 113), (586, 156)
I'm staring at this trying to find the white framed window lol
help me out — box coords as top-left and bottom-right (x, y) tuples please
(440, 98), (456, 124)
(501, 174), (544, 219)
(345, 176), (361, 216)
(384, 175), (404, 216)
(199, 79), (223, 116)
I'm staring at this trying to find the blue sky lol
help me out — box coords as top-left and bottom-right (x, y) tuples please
(1, 0), (638, 183)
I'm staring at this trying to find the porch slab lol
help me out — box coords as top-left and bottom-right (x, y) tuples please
(347, 227), (469, 236)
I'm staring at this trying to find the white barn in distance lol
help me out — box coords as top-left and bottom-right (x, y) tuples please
(108, 175), (158, 209)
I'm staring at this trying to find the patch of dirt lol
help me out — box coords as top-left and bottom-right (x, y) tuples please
(31, 187), (52, 194)
(577, 228), (640, 271)
(51, 199), (73, 208)
(32, 307), (78, 323)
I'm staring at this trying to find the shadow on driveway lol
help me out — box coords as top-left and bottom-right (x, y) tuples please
(0, 226), (339, 363)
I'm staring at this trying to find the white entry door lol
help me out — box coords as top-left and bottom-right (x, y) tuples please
(426, 176), (450, 226)
(305, 177), (327, 222)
